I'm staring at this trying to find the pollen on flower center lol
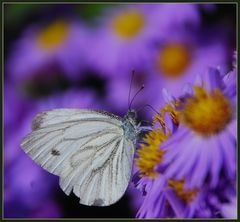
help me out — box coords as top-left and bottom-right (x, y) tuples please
(37, 20), (70, 50)
(168, 179), (198, 203)
(111, 9), (145, 39)
(182, 86), (233, 136)
(156, 43), (191, 78)
(136, 129), (168, 178)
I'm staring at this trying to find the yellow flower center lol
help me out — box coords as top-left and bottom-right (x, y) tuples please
(156, 44), (191, 78)
(136, 129), (168, 178)
(36, 20), (70, 50)
(111, 9), (145, 39)
(168, 179), (198, 203)
(182, 86), (233, 137)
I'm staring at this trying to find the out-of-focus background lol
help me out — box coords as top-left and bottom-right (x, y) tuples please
(4, 3), (236, 218)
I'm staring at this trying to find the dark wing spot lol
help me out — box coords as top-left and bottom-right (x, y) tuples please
(51, 149), (60, 156)
(31, 112), (46, 130)
(31, 118), (42, 130)
(93, 199), (104, 206)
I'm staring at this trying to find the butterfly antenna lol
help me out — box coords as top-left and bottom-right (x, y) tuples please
(128, 70), (135, 108)
(137, 104), (160, 115)
(129, 84), (145, 110)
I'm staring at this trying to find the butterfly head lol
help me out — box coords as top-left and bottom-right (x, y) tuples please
(127, 109), (137, 121)
(122, 109), (139, 143)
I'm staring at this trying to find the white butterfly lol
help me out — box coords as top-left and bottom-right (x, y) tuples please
(21, 108), (141, 206)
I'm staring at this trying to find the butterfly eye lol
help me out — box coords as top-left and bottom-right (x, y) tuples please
(128, 110), (137, 119)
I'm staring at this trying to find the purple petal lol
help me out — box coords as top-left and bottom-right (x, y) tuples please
(162, 88), (175, 103)
(202, 67), (224, 91)
(162, 126), (189, 149)
(176, 143), (199, 179)
(185, 193), (200, 218)
(165, 188), (185, 218)
(218, 131), (236, 178)
(209, 138), (223, 188)
(193, 74), (202, 86)
(188, 138), (212, 188)
(182, 83), (194, 95)
(165, 136), (198, 178)
(221, 197), (237, 219)
(227, 120), (236, 139)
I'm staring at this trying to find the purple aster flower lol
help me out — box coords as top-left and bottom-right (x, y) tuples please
(89, 4), (201, 78)
(158, 67), (236, 189)
(7, 19), (89, 84)
(133, 61), (236, 218)
(145, 29), (228, 108)
(133, 111), (192, 218)
(134, 134), (236, 219)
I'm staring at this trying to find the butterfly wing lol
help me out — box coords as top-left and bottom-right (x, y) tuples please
(21, 109), (135, 206)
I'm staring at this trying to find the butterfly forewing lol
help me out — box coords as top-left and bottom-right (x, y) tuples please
(21, 109), (135, 206)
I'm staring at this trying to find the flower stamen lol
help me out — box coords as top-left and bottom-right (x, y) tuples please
(181, 86), (233, 136)
(37, 20), (70, 50)
(111, 9), (145, 39)
(156, 43), (191, 78)
(168, 179), (198, 203)
(136, 129), (168, 178)
(153, 100), (181, 129)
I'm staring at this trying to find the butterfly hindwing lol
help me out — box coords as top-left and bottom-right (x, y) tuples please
(21, 109), (135, 206)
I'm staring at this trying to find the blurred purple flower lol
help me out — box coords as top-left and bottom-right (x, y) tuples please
(101, 4), (228, 114)
(145, 30), (228, 108)
(7, 19), (89, 84)
(89, 4), (201, 78)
